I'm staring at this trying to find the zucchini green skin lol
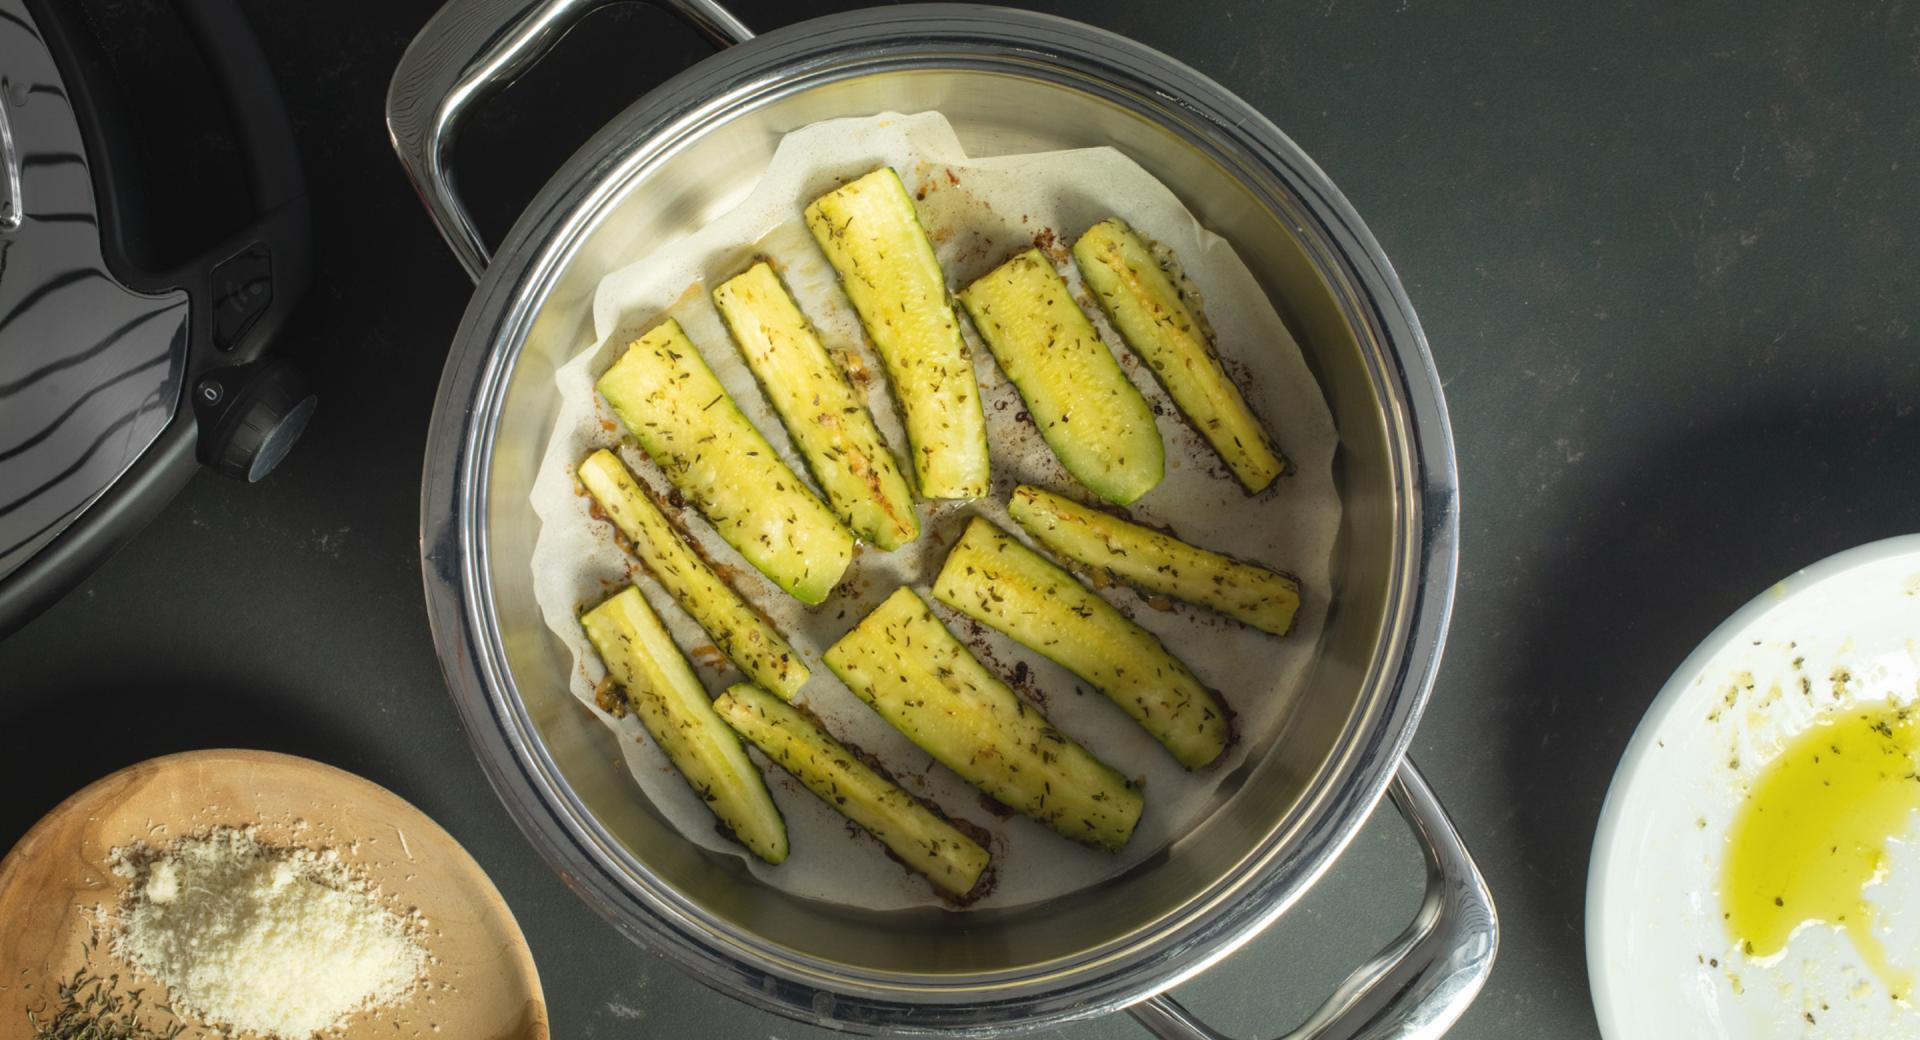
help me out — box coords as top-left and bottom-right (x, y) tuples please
(805, 168), (990, 500)
(1008, 484), (1301, 636)
(713, 683), (990, 897)
(582, 587), (788, 864)
(823, 587), (1143, 851)
(1071, 219), (1288, 493)
(596, 319), (855, 605)
(577, 449), (809, 699)
(712, 262), (920, 550)
(932, 517), (1228, 769)
(958, 249), (1164, 505)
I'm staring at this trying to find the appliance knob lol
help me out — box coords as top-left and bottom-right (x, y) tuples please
(194, 359), (316, 483)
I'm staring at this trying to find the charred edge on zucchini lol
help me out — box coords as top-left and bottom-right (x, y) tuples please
(577, 449), (810, 698)
(1071, 218), (1288, 493)
(958, 249), (1164, 505)
(714, 683), (991, 898)
(712, 261), (920, 550)
(1008, 484), (1301, 636)
(932, 516), (1229, 768)
(582, 587), (788, 863)
(595, 318), (855, 604)
(805, 167), (990, 500)
(823, 586), (1143, 851)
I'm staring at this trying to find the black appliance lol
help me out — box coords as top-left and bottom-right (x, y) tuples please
(0, 0), (311, 634)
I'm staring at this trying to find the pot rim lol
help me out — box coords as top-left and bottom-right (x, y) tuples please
(417, 4), (1460, 1032)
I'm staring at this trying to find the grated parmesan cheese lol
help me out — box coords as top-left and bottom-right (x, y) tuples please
(110, 828), (425, 1037)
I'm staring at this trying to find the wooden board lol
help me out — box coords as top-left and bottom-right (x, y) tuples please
(0, 749), (547, 1039)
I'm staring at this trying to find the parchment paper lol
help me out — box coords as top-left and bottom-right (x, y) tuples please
(528, 112), (1341, 911)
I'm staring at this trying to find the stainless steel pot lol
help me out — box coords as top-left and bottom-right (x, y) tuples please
(388, 2), (1496, 1036)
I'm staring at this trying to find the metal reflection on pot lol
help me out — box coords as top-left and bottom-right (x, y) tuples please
(388, 1), (1493, 1035)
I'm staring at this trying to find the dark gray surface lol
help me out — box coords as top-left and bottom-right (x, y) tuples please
(4, 1), (1918, 1037)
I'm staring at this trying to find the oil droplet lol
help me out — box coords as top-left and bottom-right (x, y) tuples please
(1722, 705), (1920, 1000)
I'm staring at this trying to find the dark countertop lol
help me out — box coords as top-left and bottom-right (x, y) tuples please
(4, 1), (1917, 1037)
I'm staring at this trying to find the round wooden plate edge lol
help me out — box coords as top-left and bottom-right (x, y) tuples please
(0, 749), (549, 1040)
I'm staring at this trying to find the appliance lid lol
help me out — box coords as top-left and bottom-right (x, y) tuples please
(0, 0), (190, 582)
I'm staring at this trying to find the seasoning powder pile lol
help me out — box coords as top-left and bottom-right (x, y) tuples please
(110, 829), (425, 1037)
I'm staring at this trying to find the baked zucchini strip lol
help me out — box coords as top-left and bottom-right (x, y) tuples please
(1008, 484), (1301, 636)
(713, 683), (990, 897)
(582, 587), (788, 864)
(805, 167), (990, 500)
(577, 449), (809, 699)
(932, 517), (1228, 769)
(823, 587), (1143, 851)
(958, 249), (1164, 505)
(1071, 218), (1288, 493)
(712, 262), (920, 550)
(596, 319), (855, 604)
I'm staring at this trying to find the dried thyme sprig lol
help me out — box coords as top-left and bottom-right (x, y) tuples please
(26, 931), (187, 1040)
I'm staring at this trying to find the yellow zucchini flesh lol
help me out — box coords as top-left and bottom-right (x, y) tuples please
(958, 249), (1164, 505)
(713, 683), (990, 897)
(582, 587), (788, 863)
(823, 587), (1143, 851)
(596, 319), (854, 604)
(932, 516), (1228, 769)
(712, 262), (920, 550)
(577, 449), (809, 699)
(1072, 218), (1288, 493)
(805, 168), (990, 500)
(1008, 484), (1301, 636)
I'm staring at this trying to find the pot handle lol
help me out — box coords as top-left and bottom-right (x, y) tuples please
(385, 0), (754, 282)
(1129, 759), (1497, 1040)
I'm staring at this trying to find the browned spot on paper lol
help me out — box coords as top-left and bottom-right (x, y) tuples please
(594, 676), (628, 718)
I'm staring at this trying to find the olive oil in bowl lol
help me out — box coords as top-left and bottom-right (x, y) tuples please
(1722, 705), (1920, 1000)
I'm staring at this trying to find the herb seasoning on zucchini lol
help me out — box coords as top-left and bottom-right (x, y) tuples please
(932, 516), (1228, 768)
(582, 587), (788, 863)
(577, 449), (809, 698)
(713, 683), (991, 897)
(712, 262), (920, 549)
(823, 587), (1143, 851)
(1072, 218), (1288, 493)
(1008, 484), (1301, 636)
(805, 168), (990, 500)
(596, 319), (854, 604)
(958, 249), (1164, 505)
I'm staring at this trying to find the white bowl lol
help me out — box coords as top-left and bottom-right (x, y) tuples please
(1588, 534), (1920, 1039)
